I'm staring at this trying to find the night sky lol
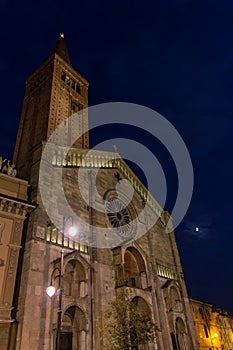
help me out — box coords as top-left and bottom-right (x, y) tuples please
(0, 1), (232, 313)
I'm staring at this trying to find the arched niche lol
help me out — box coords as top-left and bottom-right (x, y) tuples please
(131, 296), (151, 320)
(130, 297), (154, 350)
(169, 286), (182, 312)
(124, 247), (147, 289)
(63, 259), (87, 298)
(175, 317), (187, 350)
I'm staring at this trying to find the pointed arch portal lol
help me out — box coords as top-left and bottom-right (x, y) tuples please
(59, 305), (87, 350)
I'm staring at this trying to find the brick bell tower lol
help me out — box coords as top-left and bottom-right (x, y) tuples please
(10, 36), (199, 350)
(13, 34), (89, 181)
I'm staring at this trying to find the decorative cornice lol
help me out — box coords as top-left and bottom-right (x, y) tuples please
(0, 194), (35, 218)
(0, 319), (14, 324)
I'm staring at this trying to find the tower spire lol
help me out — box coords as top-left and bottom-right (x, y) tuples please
(50, 33), (71, 64)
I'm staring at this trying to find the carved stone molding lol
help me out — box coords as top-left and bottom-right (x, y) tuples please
(1, 248), (19, 307)
(7, 249), (17, 279)
(36, 225), (45, 239)
(12, 221), (22, 245)
(0, 196), (34, 218)
(0, 221), (4, 243)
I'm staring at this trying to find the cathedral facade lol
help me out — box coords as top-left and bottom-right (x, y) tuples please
(3, 37), (199, 349)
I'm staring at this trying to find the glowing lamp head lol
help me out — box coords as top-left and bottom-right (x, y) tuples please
(46, 285), (56, 297)
(68, 226), (77, 237)
(214, 333), (218, 338)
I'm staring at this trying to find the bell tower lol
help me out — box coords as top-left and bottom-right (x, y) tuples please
(13, 34), (89, 180)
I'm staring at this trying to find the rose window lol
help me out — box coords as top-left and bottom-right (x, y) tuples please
(106, 199), (133, 239)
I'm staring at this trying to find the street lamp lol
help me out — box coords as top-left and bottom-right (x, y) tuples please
(46, 216), (77, 350)
(46, 285), (56, 297)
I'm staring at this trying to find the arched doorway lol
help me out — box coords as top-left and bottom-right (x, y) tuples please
(174, 317), (186, 350)
(60, 305), (87, 350)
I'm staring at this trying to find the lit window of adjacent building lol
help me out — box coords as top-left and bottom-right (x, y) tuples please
(203, 325), (209, 338)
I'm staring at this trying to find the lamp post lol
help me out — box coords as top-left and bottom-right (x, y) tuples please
(46, 216), (77, 350)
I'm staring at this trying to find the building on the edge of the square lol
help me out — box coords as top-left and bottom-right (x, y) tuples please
(190, 298), (233, 350)
(0, 170), (34, 349)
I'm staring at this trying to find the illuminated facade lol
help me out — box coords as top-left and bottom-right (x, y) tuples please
(190, 298), (233, 349)
(0, 172), (33, 349)
(0, 37), (201, 349)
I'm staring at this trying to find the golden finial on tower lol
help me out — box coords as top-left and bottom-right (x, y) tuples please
(60, 33), (65, 39)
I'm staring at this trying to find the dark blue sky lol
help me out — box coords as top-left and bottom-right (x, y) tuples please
(0, 0), (232, 313)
